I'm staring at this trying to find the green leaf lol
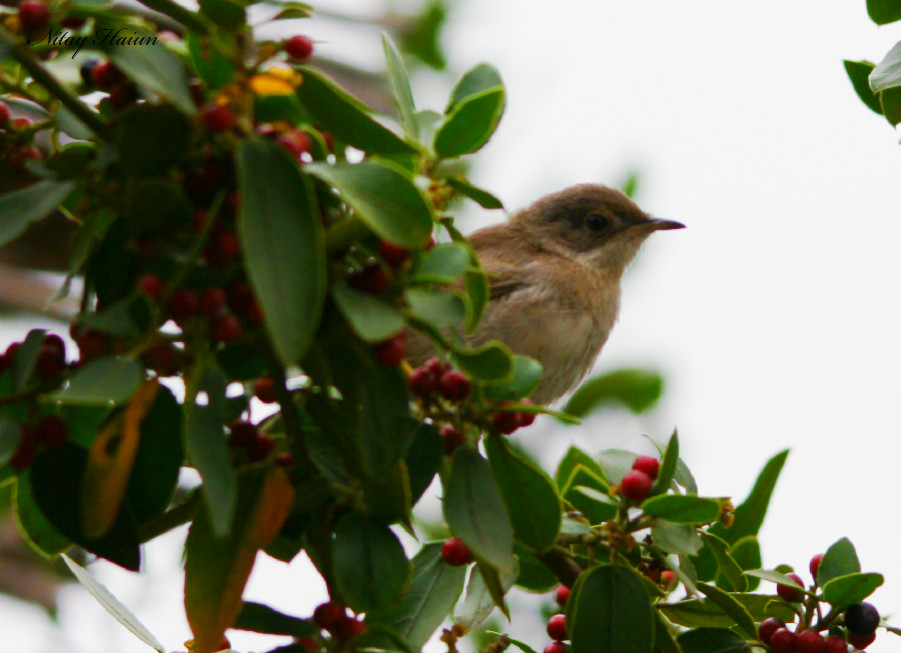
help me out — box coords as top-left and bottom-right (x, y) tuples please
(484, 354), (543, 402)
(114, 105), (191, 176)
(14, 468), (71, 556)
(63, 555), (165, 652)
(503, 636), (540, 653)
(109, 32), (195, 114)
(125, 178), (192, 234)
(563, 368), (663, 417)
(237, 138), (326, 366)
(234, 602), (315, 637)
(13, 329), (46, 392)
(412, 243), (470, 283)
(677, 627), (752, 653)
(434, 87), (505, 158)
(867, 0), (901, 24)
(333, 513), (411, 614)
(0, 415), (21, 467)
(744, 568), (805, 591)
(822, 572), (883, 609)
(596, 448), (638, 485)
(371, 542), (466, 651)
(660, 594), (795, 629)
(443, 219), (490, 331)
(844, 60), (883, 115)
(307, 161), (433, 249)
(184, 366), (236, 537)
(556, 446), (608, 489)
(333, 284), (406, 343)
(55, 358), (142, 406)
(817, 537), (860, 586)
(454, 560), (517, 627)
(728, 537), (762, 591)
(296, 68), (417, 155)
(444, 448), (514, 573)
(484, 436), (561, 551)
(567, 565), (655, 653)
(446, 177), (504, 209)
(879, 85), (901, 124)
(404, 287), (466, 327)
(701, 532), (748, 592)
(696, 583), (757, 639)
(398, 0), (448, 69)
(354, 362), (414, 482)
(652, 520), (704, 556)
(643, 495), (723, 524)
(382, 34), (419, 140)
(870, 41), (901, 93)
(450, 341), (513, 382)
(652, 430), (679, 496)
(447, 63), (504, 110)
(199, 0), (244, 27)
(0, 180), (75, 249)
(186, 32), (234, 90)
(514, 542), (559, 592)
(405, 423), (442, 507)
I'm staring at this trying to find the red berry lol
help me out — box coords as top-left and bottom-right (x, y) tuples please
(167, 289), (199, 322)
(823, 635), (848, 653)
(35, 344), (65, 378)
(19, 1), (50, 32)
(847, 632), (875, 650)
(439, 369), (470, 401)
(661, 570), (677, 589)
(91, 60), (124, 91)
(543, 643), (567, 653)
(198, 287), (227, 315)
(441, 537), (473, 566)
(143, 341), (180, 376)
(37, 415), (68, 446)
(44, 332), (66, 354)
(349, 264), (391, 293)
(275, 452), (293, 468)
(778, 573), (805, 602)
(285, 34), (314, 61)
(108, 83), (138, 109)
(409, 365), (438, 397)
(546, 614), (567, 642)
(9, 426), (40, 470)
(440, 425), (463, 455)
(492, 409), (520, 435)
(516, 400), (537, 427)
(11, 145), (42, 171)
(212, 314), (242, 342)
(312, 601), (346, 630)
(137, 274), (166, 298)
(201, 104), (235, 133)
(229, 420), (259, 448)
(380, 241), (410, 269)
(226, 281), (258, 317)
(621, 469), (653, 503)
(770, 628), (797, 653)
(247, 433), (275, 462)
(555, 585), (570, 606)
(74, 329), (106, 363)
(373, 333), (405, 367)
(423, 356), (448, 378)
(810, 553), (824, 583)
(845, 603), (879, 636)
(333, 615), (365, 641)
(632, 455), (660, 480)
(277, 129), (313, 158)
(204, 231), (241, 267)
(254, 377), (277, 404)
(796, 629), (826, 653)
(11, 117), (33, 130)
(0, 101), (10, 124)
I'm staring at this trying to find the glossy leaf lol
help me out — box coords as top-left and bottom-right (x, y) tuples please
(333, 513), (411, 614)
(185, 467), (294, 653)
(186, 32), (233, 90)
(234, 602), (316, 637)
(844, 60), (883, 115)
(485, 436), (561, 551)
(696, 583), (756, 639)
(446, 177), (504, 209)
(404, 288), (466, 327)
(0, 180), (76, 249)
(514, 542), (559, 592)
(382, 34), (419, 139)
(307, 161), (433, 249)
(879, 85), (901, 124)
(434, 87), (505, 158)
(450, 341), (513, 382)
(701, 532), (748, 592)
(15, 469), (71, 556)
(0, 414), (21, 467)
(870, 41), (901, 93)
(563, 368), (663, 418)
(333, 284), (406, 343)
(567, 565), (654, 653)
(822, 572), (884, 609)
(454, 560), (517, 627)
(63, 554), (165, 653)
(652, 520), (704, 556)
(744, 568), (805, 591)
(727, 537), (762, 591)
(818, 537), (860, 586)
(447, 63), (504, 110)
(412, 243), (470, 283)
(114, 105), (191, 176)
(444, 448), (514, 573)
(110, 32), (195, 114)
(238, 138), (326, 367)
(13, 329), (45, 392)
(677, 627), (752, 653)
(484, 355), (543, 402)
(296, 68), (417, 155)
(555, 446), (609, 489)
(651, 430), (679, 496)
(643, 495), (722, 524)
(55, 357), (142, 406)
(867, 0), (901, 24)
(405, 423), (442, 506)
(660, 594), (795, 629)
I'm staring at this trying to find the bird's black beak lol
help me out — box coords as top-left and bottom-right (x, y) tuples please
(647, 218), (685, 231)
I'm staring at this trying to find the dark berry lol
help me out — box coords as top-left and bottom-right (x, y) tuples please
(254, 377), (277, 404)
(226, 281), (257, 317)
(247, 434), (275, 462)
(199, 287), (227, 315)
(61, 15), (87, 29)
(277, 129), (312, 158)
(379, 241), (410, 269)
(167, 289), (199, 322)
(516, 400), (536, 427)
(492, 408), (520, 435)
(108, 83), (138, 109)
(777, 573), (805, 602)
(441, 537), (473, 566)
(810, 554), (824, 583)
(632, 455), (660, 480)
(770, 628), (797, 653)
(349, 264), (391, 293)
(43, 334), (65, 357)
(423, 356), (448, 378)
(201, 104), (235, 133)
(439, 369), (470, 401)
(372, 333), (405, 367)
(11, 146), (42, 171)
(845, 603), (879, 636)
(275, 452), (293, 468)
(312, 601), (346, 630)
(409, 365), (438, 397)
(74, 329), (106, 363)
(37, 415), (68, 446)
(19, 1), (50, 32)
(229, 420), (259, 448)
(9, 427), (40, 470)
(35, 344), (65, 378)
(440, 425), (463, 455)
(204, 231), (240, 267)
(544, 643), (567, 653)
(79, 59), (100, 87)
(847, 632), (876, 650)
(823, 635), (848, 653)
(137, 273), (166, 298)
(143, 341), (180, 376)
(333, 616), (365, 641)
(91, 60), (124, 91)
(555, 585), (570, 606)
(285, 34), (314, 61)
(546, 614), (567, 642)
(621, 469), (653, 503)
(796, 629), (826, 653)
(4, 342), (20, 365)
(0, 101), (9, 125)
(212, 314), (242, 342)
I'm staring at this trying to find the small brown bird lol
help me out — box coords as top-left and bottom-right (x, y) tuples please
(408, 184), (684, 404)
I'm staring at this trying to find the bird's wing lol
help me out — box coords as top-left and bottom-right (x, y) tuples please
(480, 258), (530, 301)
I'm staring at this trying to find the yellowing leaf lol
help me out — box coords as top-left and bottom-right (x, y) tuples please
(185, 467), (294, 653)
(81, 378), (160, 540)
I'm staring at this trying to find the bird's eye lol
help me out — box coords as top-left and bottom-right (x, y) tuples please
(586, 214), (609, 232)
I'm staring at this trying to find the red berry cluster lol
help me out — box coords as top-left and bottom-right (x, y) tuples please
(312, 601), (365, 642)
(229, 420), (276, 463)
(543, 614), (568, 653)
(489, 399), (536, 435)
(441, 537), (473, 566)
(0, 333), (69, 385)
(409, 357), (469, 401)
(0, 100), (45, 174)
(80, 59), (139, 111)
(7, 415), (70, 470)
(620, 455), (659, 503)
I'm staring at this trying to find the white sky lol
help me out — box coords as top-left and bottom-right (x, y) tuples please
(2, 1), (899, 651)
